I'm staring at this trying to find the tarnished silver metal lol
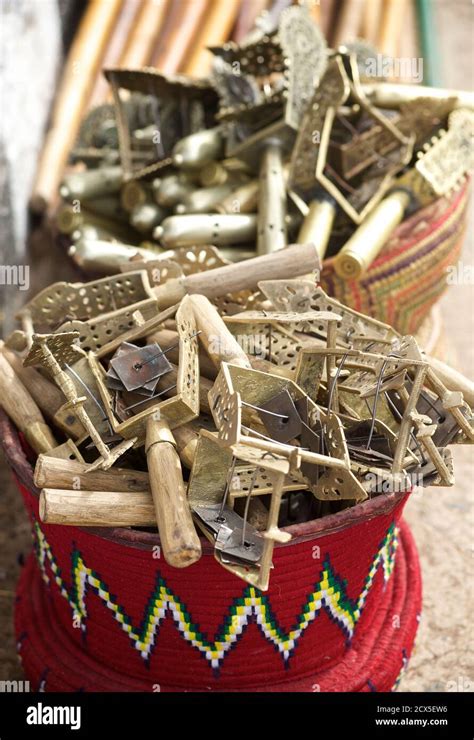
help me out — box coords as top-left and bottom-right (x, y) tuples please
(175, 185), (235, 214)
(68, 238), (164, 275)
(211, 4), (328, 255)
(105, 67), (218, 180)
(109, 343), (173, 392)
(152, 173), (196, 207)
(257, 141), (287, 254)
(172, 126), (225, 169)
(154, 213), (257, 248)
(129, 203), (165, 234)
(60, 166), (123, 201)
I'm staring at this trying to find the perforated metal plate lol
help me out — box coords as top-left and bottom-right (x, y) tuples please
(23, 332), (85, 372)
(188, 429), (291, 591)
(208, 363), (365, 501)
(278, 4), (328, 129)
(415, 108), (474, 197)
(20, 272), (155, 332)
(59, 298), (160, 354)
(290, 55), (349, 190)
(87, 298), (200, 444)
(225, 318), (303, 372)
(258, 281), (397, 344)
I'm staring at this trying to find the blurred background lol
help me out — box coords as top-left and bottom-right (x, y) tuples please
(0, 0), (472, 691)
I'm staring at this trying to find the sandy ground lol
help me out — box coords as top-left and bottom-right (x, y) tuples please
(0, 0), (473, 691)
(397, 0), (474, 692)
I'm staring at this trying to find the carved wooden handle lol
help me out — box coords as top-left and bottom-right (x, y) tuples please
(145, 418), (201, 568)
(187, 294), (252, 369)
(0, 353), (57, 453)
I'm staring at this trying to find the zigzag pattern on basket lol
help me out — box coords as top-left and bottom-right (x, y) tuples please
(33, 522), (398, 672)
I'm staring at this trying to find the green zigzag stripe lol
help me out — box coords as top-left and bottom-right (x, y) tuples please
(33, 522), (398, 671)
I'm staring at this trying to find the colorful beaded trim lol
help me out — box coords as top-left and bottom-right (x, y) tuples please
(33, 522), (398, 673)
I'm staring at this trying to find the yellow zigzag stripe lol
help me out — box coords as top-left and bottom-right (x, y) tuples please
(33, 522), (398, 671)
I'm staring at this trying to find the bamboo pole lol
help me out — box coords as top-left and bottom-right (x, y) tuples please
(398, 0), (420, 82)
(307, 1), (322, 27)
(29, 0), (122, 214)
(319, 0), (336, 41)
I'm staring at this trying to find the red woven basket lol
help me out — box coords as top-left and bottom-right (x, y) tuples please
(1, 412), (421, 693)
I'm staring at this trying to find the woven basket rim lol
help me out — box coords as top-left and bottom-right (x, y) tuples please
(321, 180), (469, 276)
(0, 408), (408, 550)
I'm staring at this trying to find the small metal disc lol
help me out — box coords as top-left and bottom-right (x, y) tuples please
(110, 342), (172, 392)
(260, 389), (302, 443)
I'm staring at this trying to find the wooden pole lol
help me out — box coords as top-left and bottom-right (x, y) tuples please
(118, 0), (170, 69)
(1, 344), (85, 439)
(29, 0), (122, 214)
(152, 0), (210, 74)
(178, 242), (321, 300)
(181, 0), (241, 77)
(187, 294), (252, 369)
(40, 481), (268, 529)
(233, 0), (270, 43)
(379, 0), (408, 59)
(333, 0), (365, 48)
(151, 242), (321, 308)
(88, 0), (140, 109)
(2, 345), (64, 417)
